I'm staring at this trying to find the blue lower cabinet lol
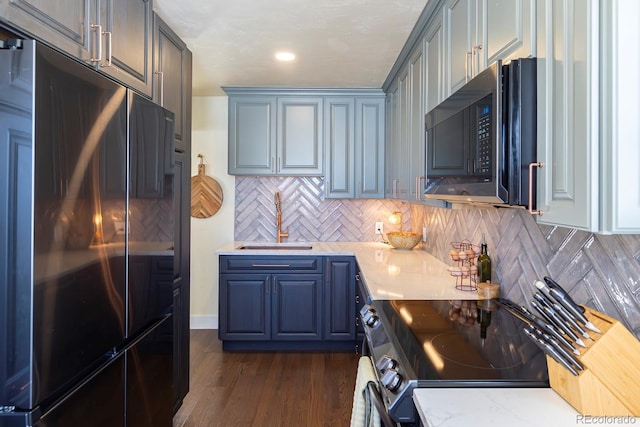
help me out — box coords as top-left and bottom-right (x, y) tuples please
(324, 257), (356, 340)
(218, 255), (357, 351)
(272, 274), (322, 340)
(219, 273), (321, 341)
(219, 273), (270, 340)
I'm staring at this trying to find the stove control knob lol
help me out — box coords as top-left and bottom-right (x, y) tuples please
(380, 368), (402, 392)
(375, 355), (398, 373)
(364, 313), (380, 328)
(359, 304), (375, 317)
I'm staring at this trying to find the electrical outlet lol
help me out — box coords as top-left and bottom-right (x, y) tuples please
(422, 226), (428, 242)
(375, 222), (384, 235)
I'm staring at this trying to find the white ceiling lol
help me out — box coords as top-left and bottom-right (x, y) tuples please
(153, 0), (429, 96)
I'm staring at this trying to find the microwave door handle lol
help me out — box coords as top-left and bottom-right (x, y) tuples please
(528, 162), (544, 215)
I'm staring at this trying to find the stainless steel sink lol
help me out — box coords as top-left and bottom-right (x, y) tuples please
(237, 244), (313, 250)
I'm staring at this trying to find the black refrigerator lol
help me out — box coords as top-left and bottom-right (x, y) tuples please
(0, 40), (175, 426)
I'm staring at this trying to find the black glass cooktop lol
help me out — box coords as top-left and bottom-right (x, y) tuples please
(374, 299), (550, 386)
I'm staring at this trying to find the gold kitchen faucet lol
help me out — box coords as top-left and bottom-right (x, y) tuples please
(274, 191), (289, 243)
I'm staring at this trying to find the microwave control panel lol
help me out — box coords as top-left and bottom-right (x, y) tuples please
(476, 103), (492, 175)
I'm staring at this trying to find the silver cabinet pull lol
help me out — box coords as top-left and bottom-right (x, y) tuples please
(528, 162), (544, 216)
(472, 45), (482, 76)
(465, 51), (472, 83)
(415, 176), (425, 201)
(265, 276), (270, 294)
(155, 71), (164, 106)
(271, 157), (275, 173)
(90, 24), (103, 63)
(102, 31), (112, 67)
(392, 179), (399, 199)
(251, 264), (291, 268)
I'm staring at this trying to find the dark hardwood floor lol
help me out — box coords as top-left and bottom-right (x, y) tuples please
(173, 330), (360, 427)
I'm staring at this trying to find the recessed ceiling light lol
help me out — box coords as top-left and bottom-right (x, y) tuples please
(275, 51), (296, 61)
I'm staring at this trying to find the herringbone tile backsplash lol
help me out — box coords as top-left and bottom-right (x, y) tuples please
(234, 176), (410, 242)
(235, 177), (640, 337)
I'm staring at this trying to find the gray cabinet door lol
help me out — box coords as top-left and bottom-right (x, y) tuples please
(391, 67), (410, 199)
(228, 96), (277, 175)
(425, 11), (444, 117)
(444, 0), (475, 94)
(325, 97), (355, 198)
(0, 0), (92, 61)
(219, 274), (270, 340)
(408, 47), (425, 202)
(272, 274), (323, 340)
(355, 97), (385, 198)
(172, 151), (189, 408)
(324, 258), (355, 341)
(484, 0), (535, 66)
(99, 0), (152, 96)
(277, 97), (323, 175)
(384, 88), (398, 198)
(153, 13), (192, 152)
(536, 0), (596, 231)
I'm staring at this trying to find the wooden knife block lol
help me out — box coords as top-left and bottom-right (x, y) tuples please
(547, 306), (640, 416)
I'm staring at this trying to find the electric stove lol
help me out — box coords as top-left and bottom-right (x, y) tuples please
(360, 299), (549, 425)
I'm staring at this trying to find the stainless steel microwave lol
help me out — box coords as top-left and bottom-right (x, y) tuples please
(424, 58), (537, 207)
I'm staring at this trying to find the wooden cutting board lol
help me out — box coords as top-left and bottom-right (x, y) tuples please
(191, 163), (223, 218)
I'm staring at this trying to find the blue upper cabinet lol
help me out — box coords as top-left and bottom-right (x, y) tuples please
(324, 97), (355, 197)
(355, 97), (385, 199)
(0, 0), (93, 61)
(277, 97), (324, 175)
(226, 92), (322, 176)
(324, 95), (385, 199)
(228, 95), (277, 175)
(0, 0), (152, 97)
(225, 88), (385, 185)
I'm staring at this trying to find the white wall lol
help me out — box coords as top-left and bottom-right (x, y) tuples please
(189, 96), (234, 329)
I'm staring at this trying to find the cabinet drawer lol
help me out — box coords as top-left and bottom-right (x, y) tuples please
(220, 256), (323, 273)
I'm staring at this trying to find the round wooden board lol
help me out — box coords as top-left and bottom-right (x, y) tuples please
(191, 164), (223, 218)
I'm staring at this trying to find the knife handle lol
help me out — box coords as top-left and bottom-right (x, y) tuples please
(544, 276), (586, 314)
(531, 313), (578, 354)
(524, 328), (579, 376)
(531, 299), (554, 324)
(527, 325), (584, 371)
(541, 304), (581, 343)
(548, 287), (590, 326)
(552, 301), (588, 337)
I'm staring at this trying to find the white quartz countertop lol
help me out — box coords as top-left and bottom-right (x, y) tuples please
(217, 241), (478, 300)
(413, 388), (639, 427)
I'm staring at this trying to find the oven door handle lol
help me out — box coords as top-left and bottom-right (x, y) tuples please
(366, 381), (397, 427)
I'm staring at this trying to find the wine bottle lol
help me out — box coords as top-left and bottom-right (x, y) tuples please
(477, 241), (491, 284)
(477, 307), (492, 341)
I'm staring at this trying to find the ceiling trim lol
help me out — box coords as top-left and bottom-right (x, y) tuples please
(222, 86), (385, 97)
